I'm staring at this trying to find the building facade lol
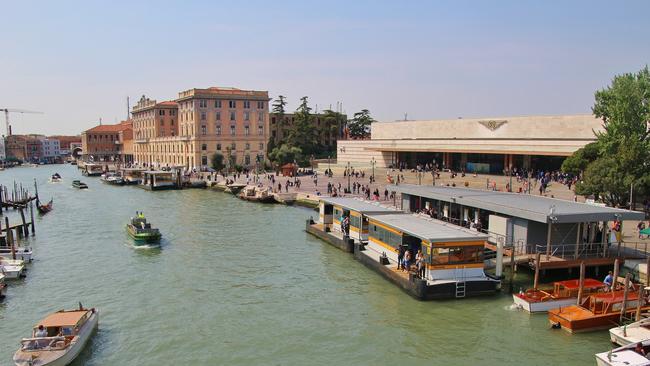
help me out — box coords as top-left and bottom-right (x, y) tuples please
(336, 114), (603, 173)
(49, 135), (82, 156)
(81, 120), (133, 163)
(133, 87), (269, 170)
(41, 138), (60, 163)
(0, 137), (5, 162)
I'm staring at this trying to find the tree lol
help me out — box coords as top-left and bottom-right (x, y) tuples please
(570, 67), (650, 207)
(347, 109), (374, 138)
(210, 152), (225, 172)
(268, 143), (303, 165)
(287, 96), (318, 155)
(272, 95), (287, 140)
(319, 109), (344, 154)
(560, 142), (599, 175)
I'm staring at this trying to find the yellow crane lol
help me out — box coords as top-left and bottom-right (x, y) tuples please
(0, 108), (44, 136)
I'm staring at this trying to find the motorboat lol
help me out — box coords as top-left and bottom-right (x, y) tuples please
(595, 339), (650, 366)
(239, 186), (276, 203)
(0, 273), (7, 299)
(100, 173), (125, 186)
(0, 245), (33, 262)
(610, 317), (650, 346)
(513, 278), (606, 313)
(49, 173), (62, 183)
(126, 213), (161, 245)
(13, 305), (99, 366)
(548, 288), (650, 333)
(0, 257), (26, 279)
(71, 180), (88, 189)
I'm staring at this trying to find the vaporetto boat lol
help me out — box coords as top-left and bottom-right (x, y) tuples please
(13, 306), (99, 366)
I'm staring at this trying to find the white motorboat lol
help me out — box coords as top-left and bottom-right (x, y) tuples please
(610, 318), (650, 346)
(596, 339), (650, 366)
(13, 306), (99, 366)
(0, 273), (7, 299)
(0, 257), (26, 279)
(0, 246), (33, 262)
(49, 173), (62, 183)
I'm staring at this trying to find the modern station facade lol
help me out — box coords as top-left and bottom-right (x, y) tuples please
(337, 114), (602, 173)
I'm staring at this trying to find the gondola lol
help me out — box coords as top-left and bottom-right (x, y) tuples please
(37, 198), (54, 214)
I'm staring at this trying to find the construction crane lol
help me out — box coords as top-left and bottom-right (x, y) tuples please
(0, 108), (44, 136)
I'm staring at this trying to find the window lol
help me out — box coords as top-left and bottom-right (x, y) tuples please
(243, 101), (250, 109)
(244, 126), (250, 136)
(201, 155), (208, 165)
(201, 112), (206, 121)
(216, 125), (221, 135)
(215, 112), (221, 121)
(229, 100), (236, 108)
(244, 111), (250, 121)
(159, 110), (165, 116)
(231, 142), (236, 150)
(258, 112), (264, 122)
(171, 119), (174, 125)
(245, 155), (251, 165)
(230, 111), (236, 121)
(230, 125), (236, 135)
(170, 110), (176, 116)
(217, 143), (221, 150)
(245, 142), (250, 150)
(160, 119), (164, 126)
(259, 143), (264, 150)
(201, 144), (207, 151)
(257, 101), (264, 109)
(199, 99), (207, 108)
(215, 100), (222, 108)
(369, 225), (402, 250)
(201, 125), (207, 135)
(258, 125), (263, 135)
(271, 117), (276, 125)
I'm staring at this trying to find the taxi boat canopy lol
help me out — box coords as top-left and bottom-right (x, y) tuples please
(318, 197), (397, 242)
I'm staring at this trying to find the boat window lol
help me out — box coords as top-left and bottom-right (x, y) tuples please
(323, 205), (333, 215)
(350, 214), (361, 229)
(432, 246), (483, 265)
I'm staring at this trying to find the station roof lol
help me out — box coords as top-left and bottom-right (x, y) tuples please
(320, 197), (397, 214)
(390, 184), (644, 224)
(367, 213), (488, 243)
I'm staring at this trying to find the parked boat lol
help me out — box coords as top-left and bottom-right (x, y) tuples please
(82, 163), (103, 177)
(71, 180), (88, 189)
(100, 173), (125, 186)
(13, 305), (99, 366)
(126, 213), (161, 245)
(548, 288), (650, 333)
(239, 186), (276, 203)
(610, 317), (650, 346)
(595, 339), (650, 366)
(0, 257), (26, 279)
(0, 273), (7, 299)
(513, 278), (606, 313)
(37, 198), (54, 214)
(0, 245), (33, 262)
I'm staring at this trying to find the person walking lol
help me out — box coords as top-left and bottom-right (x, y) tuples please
(397, 245), (405, 270)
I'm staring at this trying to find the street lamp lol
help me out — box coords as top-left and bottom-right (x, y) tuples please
(328, 155), (331, 173)
(347, 161), (351, 193)
(370, 157), (376, 183)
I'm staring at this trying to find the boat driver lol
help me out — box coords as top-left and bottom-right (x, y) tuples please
(35, 325), (48, 348)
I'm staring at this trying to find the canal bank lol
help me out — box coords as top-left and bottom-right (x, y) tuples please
(0, 164), (613, 366)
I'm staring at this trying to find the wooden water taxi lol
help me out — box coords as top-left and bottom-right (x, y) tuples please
(513, 278), (606, 313)
(126, 214), (161, 245)
(71, 180), (88, 189)
(595, 339), (650, 366)
(610, 317), (650, 346)
(13, 306), (99, 366)
(548, 289), (650, 333)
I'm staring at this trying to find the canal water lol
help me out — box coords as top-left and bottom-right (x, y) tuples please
(0, 165), (611, 365)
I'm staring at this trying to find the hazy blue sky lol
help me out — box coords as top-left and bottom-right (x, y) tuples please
(1, 0), (649, 135)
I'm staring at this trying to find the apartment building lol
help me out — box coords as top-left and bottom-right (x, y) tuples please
(132, 96), (179, 166)
(81, 120), (133, 163)
(133, 86), (269, 169)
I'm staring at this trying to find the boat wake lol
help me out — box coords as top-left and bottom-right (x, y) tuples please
(504, 303), (522, 311)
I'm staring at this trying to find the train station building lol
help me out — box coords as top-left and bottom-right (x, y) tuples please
(336, 114), (602, 174)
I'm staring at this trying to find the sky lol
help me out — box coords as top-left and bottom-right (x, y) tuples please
(1, 0), (649, 135)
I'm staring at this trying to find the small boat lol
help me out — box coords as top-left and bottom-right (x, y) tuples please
(71, 180), (88, 189)
(595, 339), (650, 366)
(0, 257), (26, 279)
(610, 317), (650, 346)
(49, 173), (62, 183)
(513, 278), (606, 313)
(0, 245), (33, 262)
(239, 186), (276, 203)
(100, 173), (125, 186)
(0, 273), (7, 299)
(37, 198), (54, 214)
(13, 305), (99, 366)
(548, 288), (650, 333)
(126, 213), (161, 245)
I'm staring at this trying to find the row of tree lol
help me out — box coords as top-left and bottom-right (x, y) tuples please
(561, 66), (650, 207)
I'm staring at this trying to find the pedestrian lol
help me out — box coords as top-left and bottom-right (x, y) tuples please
(397, 245), (405, 270)
(404, 249), (412, 272)
(638, 221), (646, 239)
(416, 249), (425, 278)
(604, 271), (614, 291)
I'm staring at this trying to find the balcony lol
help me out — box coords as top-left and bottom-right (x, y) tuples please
(135, 138), (149, 144)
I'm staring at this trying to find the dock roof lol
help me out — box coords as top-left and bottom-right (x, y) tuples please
(320, 197), (397, 214)
(367, 213), (488, 243)
(390, 184), (644, 224)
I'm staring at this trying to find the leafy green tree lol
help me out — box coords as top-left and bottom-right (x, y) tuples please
(561, 142), (599, 175)
(272, 95), (287, 140)
(319, 109), (344, 153)
(347, 109), (374, 138)
(269, 143), (303, 165)
(572, 67), (650, 207)
(210, 152), (225, 172)
(287, 96), (318, 155)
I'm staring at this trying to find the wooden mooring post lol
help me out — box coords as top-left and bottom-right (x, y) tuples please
(533, 252), (541, 290)
(576, 261), (585, 305)
(620, 273), (631, 324)
(636, 286), (644, 321)
(509, 245), (516, 293)
(646, 256), (650, 287)
(612, 259), (620, 291)
(19, 208), (29, 237)
(29, 201), (35, 235)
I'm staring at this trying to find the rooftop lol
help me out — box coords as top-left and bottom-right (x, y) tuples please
(366, 213), (488, 243)
(84, 120), (132, 133)
(320, 197), (397, 213)
(38, 310), (90, 328)
(391, 184), (644, 223)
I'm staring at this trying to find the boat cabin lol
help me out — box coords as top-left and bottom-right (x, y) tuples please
(318, 197), (396, 242)
(24, 310), (93, 350)
(365, 213), (490, 281)
(142, 170), (178, 190)
(552, 279), (605, 298)
(582, 290), (642, 314)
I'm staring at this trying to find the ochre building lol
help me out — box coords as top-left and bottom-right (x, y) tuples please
(81, 120), (133, 163)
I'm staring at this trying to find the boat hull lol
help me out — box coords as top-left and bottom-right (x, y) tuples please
(126, 225), (161, 244)
(549, 307), (650, 333)
(1, 265), (24, 279)
(512, 295), (579, 313)
(13, 310), (99, 366)
(0, 249), (32, 262)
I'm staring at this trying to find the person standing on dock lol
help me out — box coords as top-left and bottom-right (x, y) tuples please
(397, 245), (405, 271)
(416, 250), (425, 278)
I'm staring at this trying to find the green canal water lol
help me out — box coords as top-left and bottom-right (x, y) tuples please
(0, 165), (612, 365)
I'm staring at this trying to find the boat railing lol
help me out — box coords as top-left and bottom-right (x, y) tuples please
(19, 336), (69, 350)
(532, 241), (650, 260)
